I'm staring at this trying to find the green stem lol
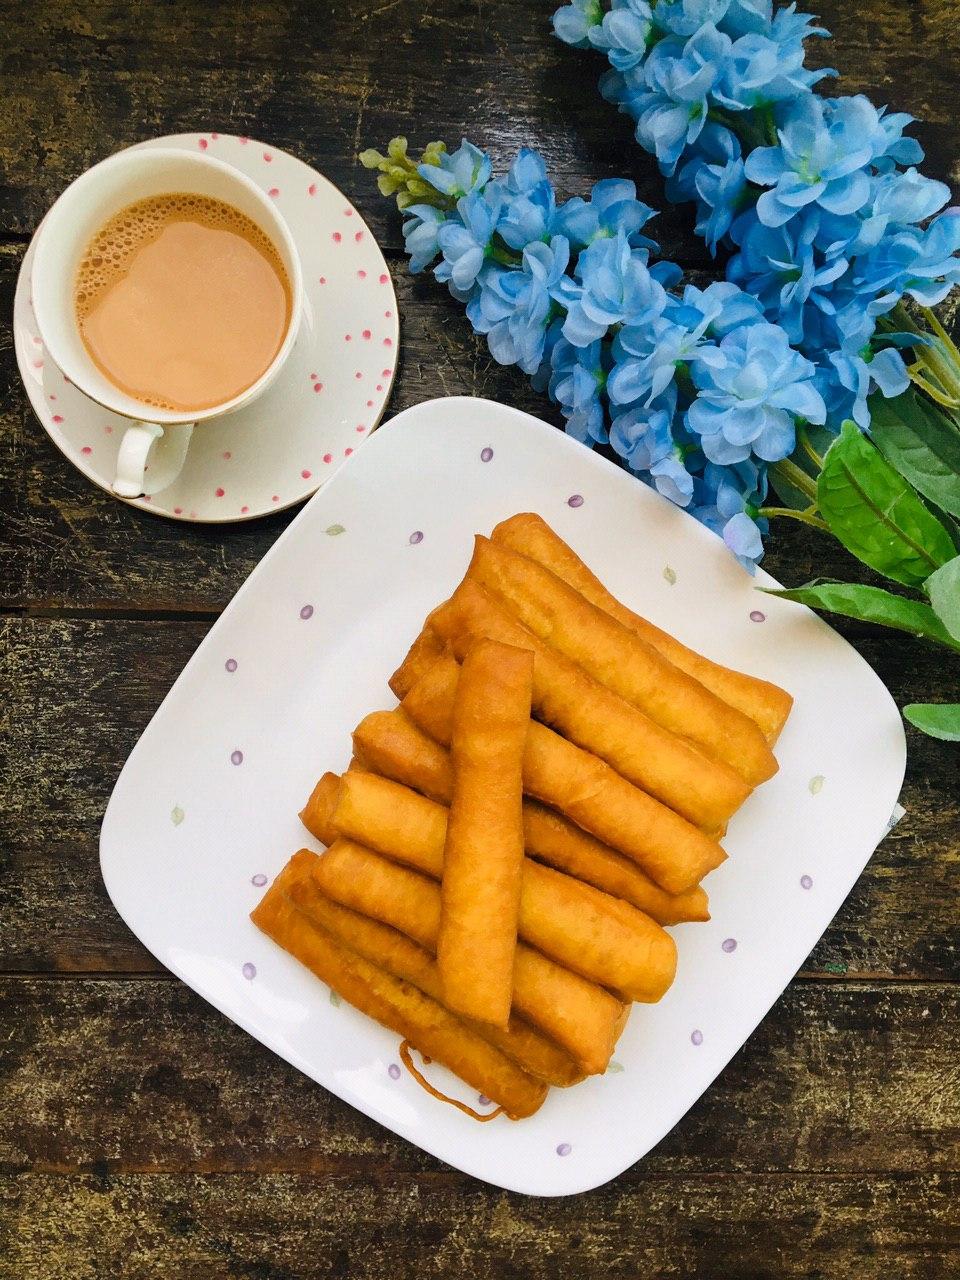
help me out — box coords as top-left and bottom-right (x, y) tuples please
(770, 456), (819, 504)
(797, 423), (824, 469)
(758, 506), (831, 532)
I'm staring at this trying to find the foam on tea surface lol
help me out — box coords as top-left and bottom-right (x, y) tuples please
(75, 193), (291, 412)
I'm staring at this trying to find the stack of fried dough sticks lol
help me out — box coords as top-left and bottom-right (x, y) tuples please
(253, 513), (793, 1119)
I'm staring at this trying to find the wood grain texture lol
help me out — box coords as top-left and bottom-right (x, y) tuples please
(1, 0), (959, 1272)
(3, 1171), (958, 1280)
(2, 977), (957, 1177)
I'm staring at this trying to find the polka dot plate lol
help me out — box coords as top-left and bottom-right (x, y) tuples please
(100, 397), (906, 1195)
(13, 132), (399, 521)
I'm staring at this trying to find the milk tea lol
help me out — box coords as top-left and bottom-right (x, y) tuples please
(74, 193), (291, 412)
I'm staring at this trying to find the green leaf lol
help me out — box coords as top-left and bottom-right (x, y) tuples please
(924, 555), (960, 643)
(325, 523), (346, 537)
(762, 580), (960, 653)
(869, 388), (960, 519)
(902, 703), (960, 740)
(817, 421), (956, 587)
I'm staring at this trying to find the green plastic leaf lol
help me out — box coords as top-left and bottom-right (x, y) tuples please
(902, 703), (960, 741)
(817, 421), (956, 587)
(762, 580), (960, 652)
(869, 389), (960, 519)
(924, 555), (960, 643)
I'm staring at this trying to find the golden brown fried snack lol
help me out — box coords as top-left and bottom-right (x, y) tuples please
(467, 534), (777, 785)
(491, 512), (793, 743)
(438, 639), (532, 1027)
(285, 871), (583, 1087)
(310, 840), (625, 1075)
(403, 655), (726, 895)
(429, 579), (750, 830)
(334, 770), (677, 1002)
(299, 771), (341, 845)
(353, 708), (454, 803)
(389, 626), (446, 699)
(521, 800), (709, 926)
(340, 715), (709, 924)
(251, 854), (547, 1117)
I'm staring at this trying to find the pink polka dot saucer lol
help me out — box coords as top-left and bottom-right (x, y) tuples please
(13, 132), (399, 522)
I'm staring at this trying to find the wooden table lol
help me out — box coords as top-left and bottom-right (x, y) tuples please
(2, 3), (958, 1275)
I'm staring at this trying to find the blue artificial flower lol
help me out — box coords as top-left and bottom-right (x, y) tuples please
(695, 156), (751, 253)
(401, 204), (445, 273)
(654, 0), (761, 38)
(609, 384), (680, 469)
(745, 95), (891, 226)
(622, 27), (730, 174)
(549, 337), (610, 443)
(588, 0), (655, 72)
(687, 321), (826, 463)
(667, 120), (741, 206)
(690, 460), (769, 571)
(871, 109), (925, 172)
(418, 139), (492, 199)
(498, 149), (569, 249)
(554, 230), (669, 345)
(869, 168), (952, 228)
(467, 237), (571, 375)
(435, 184), (504, 295)
(712, 31), (830, 110)
(552, 0), (603, 48)
(727, 211), (850, 344)
(608, 385), (700, 506)
(815, 346), (910, 428)
(672, 279), (767, 337)
(853, 208), (960, 308)
(572, 178), (660, 251)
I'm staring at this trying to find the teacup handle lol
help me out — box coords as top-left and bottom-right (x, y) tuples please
(113, 421), (194, 498)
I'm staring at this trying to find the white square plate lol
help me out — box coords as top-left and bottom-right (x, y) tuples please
(101, 396), (906, 1196)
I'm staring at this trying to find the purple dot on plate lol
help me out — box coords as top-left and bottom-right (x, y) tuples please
(388, 1063), (401, 1080)
(480, 447), (494, 463)
(478, 1093), (491, 1107)
(722, 937), (738, 953)
(300, 604), (314, 620)
(251, 873), (268, 887)
(230, 749), (244, 766)
(567, 494), (584, 508)
(242, 962), (256, 980)
(224, 658), (238, 673)
(691, 1029), (704, 1046)
(556, 1142), (572, 1157)
(800, 874), (813, 890)
(749, 609), (766, 623)
(409, 530), (424, 545)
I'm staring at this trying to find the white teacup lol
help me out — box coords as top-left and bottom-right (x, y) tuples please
(31, 147), (303, 498)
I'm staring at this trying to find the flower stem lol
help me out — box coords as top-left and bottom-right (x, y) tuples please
(797, 424), (824, 469)
(770, 455), (819, 504)
(758, 506), (830, 532)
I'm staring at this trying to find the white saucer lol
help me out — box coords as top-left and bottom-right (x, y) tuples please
(13, 132), (399, 522)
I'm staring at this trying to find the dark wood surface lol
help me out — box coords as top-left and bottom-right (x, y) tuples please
(1, 2), (958, 1276)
